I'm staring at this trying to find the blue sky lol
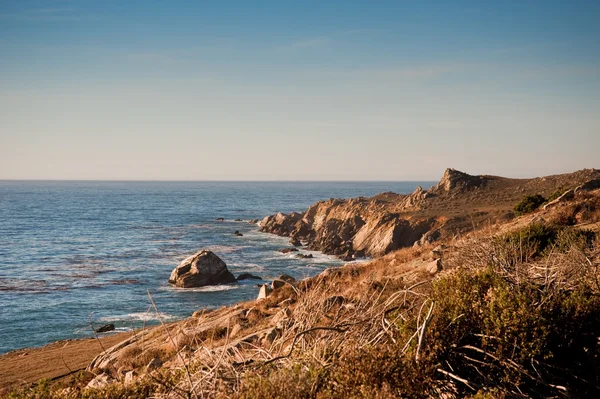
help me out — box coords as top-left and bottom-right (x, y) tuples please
(1, 1), (599, 180)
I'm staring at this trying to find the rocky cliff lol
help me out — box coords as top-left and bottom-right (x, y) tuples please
(260, 168), (600, 259)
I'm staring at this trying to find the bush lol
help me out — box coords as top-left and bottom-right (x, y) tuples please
(514, 194), (546, 216)
(228, 265), (600, 398)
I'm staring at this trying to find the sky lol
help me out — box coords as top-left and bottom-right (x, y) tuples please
(1, 1), (599, 181)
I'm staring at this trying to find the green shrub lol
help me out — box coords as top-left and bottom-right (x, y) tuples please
(229, 266), (600, 398)
(514, 194), (546, 216)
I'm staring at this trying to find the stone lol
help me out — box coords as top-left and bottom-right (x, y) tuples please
(237, 273), (262, 281)
(426, 259), (443, 275)
(272, 274), (296, 290)
(432, 245), (444, 259)
(290, 237), (302, 246)
(233, 230), (243, 236)
(86, 373), (113, 389)
(124, 370), (137, 385)
(248, 219), (259, 224)
(146, 357), (163, 372)
(234, 218), (243, 221)
(94, 323), (115, 333)
(169, 250), (236, 288)
(280, 248), (299, 254)
(257, 284), (272, 300)
(216, 217), (225, 221)
(575, 179), (600, 194)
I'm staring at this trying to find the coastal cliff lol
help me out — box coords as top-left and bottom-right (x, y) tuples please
(260, 168), (600, 259)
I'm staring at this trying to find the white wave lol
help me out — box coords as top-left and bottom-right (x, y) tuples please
(161, 284), (239, 293)
(97, 312), (177, 323)
(204, 245), (249, 254)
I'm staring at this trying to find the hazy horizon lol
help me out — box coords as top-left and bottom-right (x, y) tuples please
(2, 1), (599, 181)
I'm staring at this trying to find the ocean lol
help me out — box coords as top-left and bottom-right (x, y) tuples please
(0, 181), (432, 354)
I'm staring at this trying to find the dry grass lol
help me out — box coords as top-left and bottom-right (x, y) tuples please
(8, 193), (600, 398)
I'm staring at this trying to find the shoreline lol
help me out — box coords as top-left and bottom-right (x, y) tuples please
(0, 331), (134, 390)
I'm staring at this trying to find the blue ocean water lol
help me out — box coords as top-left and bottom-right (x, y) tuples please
(0, 181), (432, 354)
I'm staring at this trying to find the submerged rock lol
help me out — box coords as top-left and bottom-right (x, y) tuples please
(233, 230), (243, 236)
(237, 273), (262, 281)
(279, 248), (299, 254)
(169, 250), (236, 288)
(295, 253), (313, 259)
(94, 323), (115, 333)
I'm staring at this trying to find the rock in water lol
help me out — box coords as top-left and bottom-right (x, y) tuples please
(237, 273), (263, 281)
(95, 323), (115, 333)
(169, 250), (236, 288)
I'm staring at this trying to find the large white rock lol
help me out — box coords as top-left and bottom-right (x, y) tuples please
(169, 250), (236, 288)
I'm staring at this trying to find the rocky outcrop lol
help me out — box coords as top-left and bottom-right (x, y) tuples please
(260, 168), (600, 259)
(260, 197), (437, 258)
(95, 324), (115, 333)
(168, 250), (236, 288)
(431, 168), (487, 193)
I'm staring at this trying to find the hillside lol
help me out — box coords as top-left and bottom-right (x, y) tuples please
(4, 168), (600, 398)
(260, 168), (600, 259)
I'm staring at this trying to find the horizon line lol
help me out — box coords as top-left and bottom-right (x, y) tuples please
(0, 179), (439, 183)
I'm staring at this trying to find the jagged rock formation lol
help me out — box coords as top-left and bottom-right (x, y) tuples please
(168, 250), (236, 288)
(261, 168), (600, 259)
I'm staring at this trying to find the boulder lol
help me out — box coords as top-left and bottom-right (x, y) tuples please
(575, 179), (600, 193)
(290, 237), (302, 247)
(248, 219), (259, 224)
(237, 273), (263, 281)
(234, 218), (243, 222)
(233, 230), (243, 236)
(169, 250), (236, 288)
(215, 217), (225, 221)
(86, 373), (114, 389)
(426, 259), (443, 275)
(124, 370), (137, 385)
(295, 253), (313, 259)
(94, 323), (115, 333)
(257, 284), (272, 300)
(272, 274), (297, 290)
(432, 245), (444, 259)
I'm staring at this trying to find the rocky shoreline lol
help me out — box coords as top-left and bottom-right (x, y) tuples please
(3, 167), (600, 395)
(260, 168), (600, 260)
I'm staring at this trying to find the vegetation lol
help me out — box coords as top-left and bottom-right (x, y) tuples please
(6, 191), (600, 398)
(513, 194), (546, 216)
